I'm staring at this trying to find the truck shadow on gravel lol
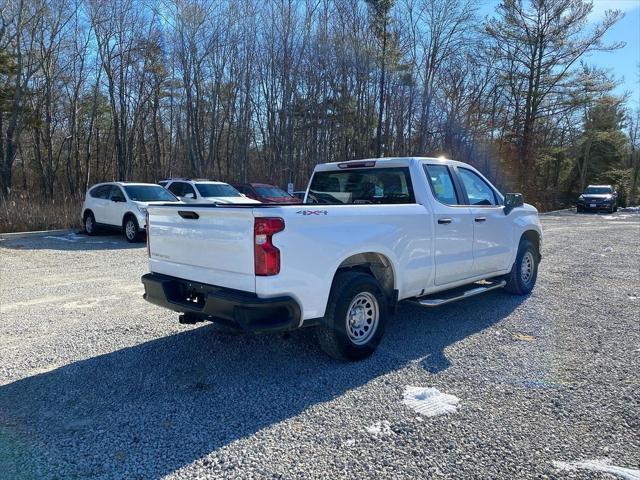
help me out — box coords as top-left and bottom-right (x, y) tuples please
(0, 291), (524, 478)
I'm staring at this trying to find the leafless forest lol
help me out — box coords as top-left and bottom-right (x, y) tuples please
(0, 0), (638, 231)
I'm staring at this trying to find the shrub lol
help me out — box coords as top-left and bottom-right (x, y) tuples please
(0, 193), (81, 233)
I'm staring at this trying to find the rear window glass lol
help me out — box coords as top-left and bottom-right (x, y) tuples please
(308, 167), (415, 204)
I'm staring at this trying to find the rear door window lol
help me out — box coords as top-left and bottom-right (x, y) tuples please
(168, 182), (184, 197)
(182, 183), (197, 198)
(424, 164), (460, 205)
(90, 185), (111, 199)
(108, 186), (126, 201)
(308, 167), (415, 204)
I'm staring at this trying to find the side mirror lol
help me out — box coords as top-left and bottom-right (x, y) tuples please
(504, 193), (524, 214)
(184, 193), (195, 199)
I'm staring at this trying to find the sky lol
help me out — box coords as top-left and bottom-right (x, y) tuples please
(479, 0), (640, 108)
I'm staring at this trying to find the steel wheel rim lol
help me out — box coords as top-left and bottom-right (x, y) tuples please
(346, 292), (379, 345)
(521, 251), (534, 284)
(125, 220), (136, 239)
(85, 216), (93, 233)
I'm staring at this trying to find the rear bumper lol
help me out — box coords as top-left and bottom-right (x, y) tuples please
(141, 273), (301, 332)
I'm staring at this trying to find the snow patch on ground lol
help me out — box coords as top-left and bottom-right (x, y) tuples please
(602, 215), (627, 220)
(620, 206), (640, 213)
(365, 420), (394, 436)
(554, 459), (640, 480)
(44, 234), (78, 242)
(402, 386), (460, 417)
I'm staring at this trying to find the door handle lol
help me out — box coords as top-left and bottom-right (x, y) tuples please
(437, 218), (452, 225)
(178, 210), (199, 219)
(474, 217), (487, 223)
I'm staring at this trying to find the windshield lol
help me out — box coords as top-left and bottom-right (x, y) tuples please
(308, 167), (415, 204)
(195, 183), (241, 198)
(124, 185), (178, 202)
(255, 186), (291, 198)
(584, 187), (612, 195)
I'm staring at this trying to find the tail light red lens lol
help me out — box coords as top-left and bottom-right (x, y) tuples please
(254, 217), (285, 276)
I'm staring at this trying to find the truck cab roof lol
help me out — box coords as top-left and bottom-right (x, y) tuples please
(315, 156), (467, 171)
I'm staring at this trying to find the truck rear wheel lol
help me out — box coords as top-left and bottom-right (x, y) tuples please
(504, 238), (539, 295)
(317, 271), (388, 361)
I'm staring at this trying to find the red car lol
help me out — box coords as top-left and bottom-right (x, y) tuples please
(233, 182), (302, 204)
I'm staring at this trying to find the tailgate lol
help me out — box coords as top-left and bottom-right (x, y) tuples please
(147, 206), (256, 292)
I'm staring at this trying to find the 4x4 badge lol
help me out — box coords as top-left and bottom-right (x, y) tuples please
(296, 210), (328, 216)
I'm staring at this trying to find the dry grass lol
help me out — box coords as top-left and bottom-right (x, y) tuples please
(0, 194), (82, 233)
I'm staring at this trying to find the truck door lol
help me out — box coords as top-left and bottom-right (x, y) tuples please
(455, 167), (514, 276)
(423, 164), (474, 285)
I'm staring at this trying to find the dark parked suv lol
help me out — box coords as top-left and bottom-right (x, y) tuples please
(577, 185), (618, 213)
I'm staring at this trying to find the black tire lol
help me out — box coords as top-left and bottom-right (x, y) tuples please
(576, 205), (583, 213)
(614, 205), (618, 212)
(609, 205), (615, 214)
(84, 211), (97, 236)
(317, 271), (388, 361)
(123, 215), (143, 243)
(504, 239), (539, 295)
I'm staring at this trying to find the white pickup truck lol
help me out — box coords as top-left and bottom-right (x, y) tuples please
(142, 157), (542, 360)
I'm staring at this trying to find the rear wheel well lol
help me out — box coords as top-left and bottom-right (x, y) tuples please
(334, 253), (395, 301)
(83, 209), (94, 220)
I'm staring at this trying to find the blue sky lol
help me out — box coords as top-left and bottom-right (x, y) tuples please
(479, 0), (640, 108)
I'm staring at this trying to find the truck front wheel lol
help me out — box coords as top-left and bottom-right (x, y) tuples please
(504, 238), (539, 295)
(317, 271), (388, 361)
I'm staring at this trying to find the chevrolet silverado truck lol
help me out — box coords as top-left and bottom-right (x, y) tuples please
(142, 157), (542, 360)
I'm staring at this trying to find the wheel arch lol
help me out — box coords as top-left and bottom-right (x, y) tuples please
(332, 252), (397, 302)
(521, 229), (540, 251)
(122, 211), (139, 228)
(520, 229), (541, 262)
(82, 208), (94, 220)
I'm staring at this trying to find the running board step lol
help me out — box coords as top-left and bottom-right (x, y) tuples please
(408, 279), (507, 308)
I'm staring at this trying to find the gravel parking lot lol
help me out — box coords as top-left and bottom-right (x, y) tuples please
(1, 211), (638, 479)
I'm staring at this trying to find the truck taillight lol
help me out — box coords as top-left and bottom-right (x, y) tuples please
(254, 217), (284, 276)
(146, 211), (150, 257)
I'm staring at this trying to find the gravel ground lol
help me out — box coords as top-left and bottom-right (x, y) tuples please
(0, 211), (638, 479)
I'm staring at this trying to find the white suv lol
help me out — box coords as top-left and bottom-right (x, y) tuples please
(82, 182), (180, 242)
(161, 179), (260, 204)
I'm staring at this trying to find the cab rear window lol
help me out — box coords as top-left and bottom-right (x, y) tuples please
(308, 167), (415, 205)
